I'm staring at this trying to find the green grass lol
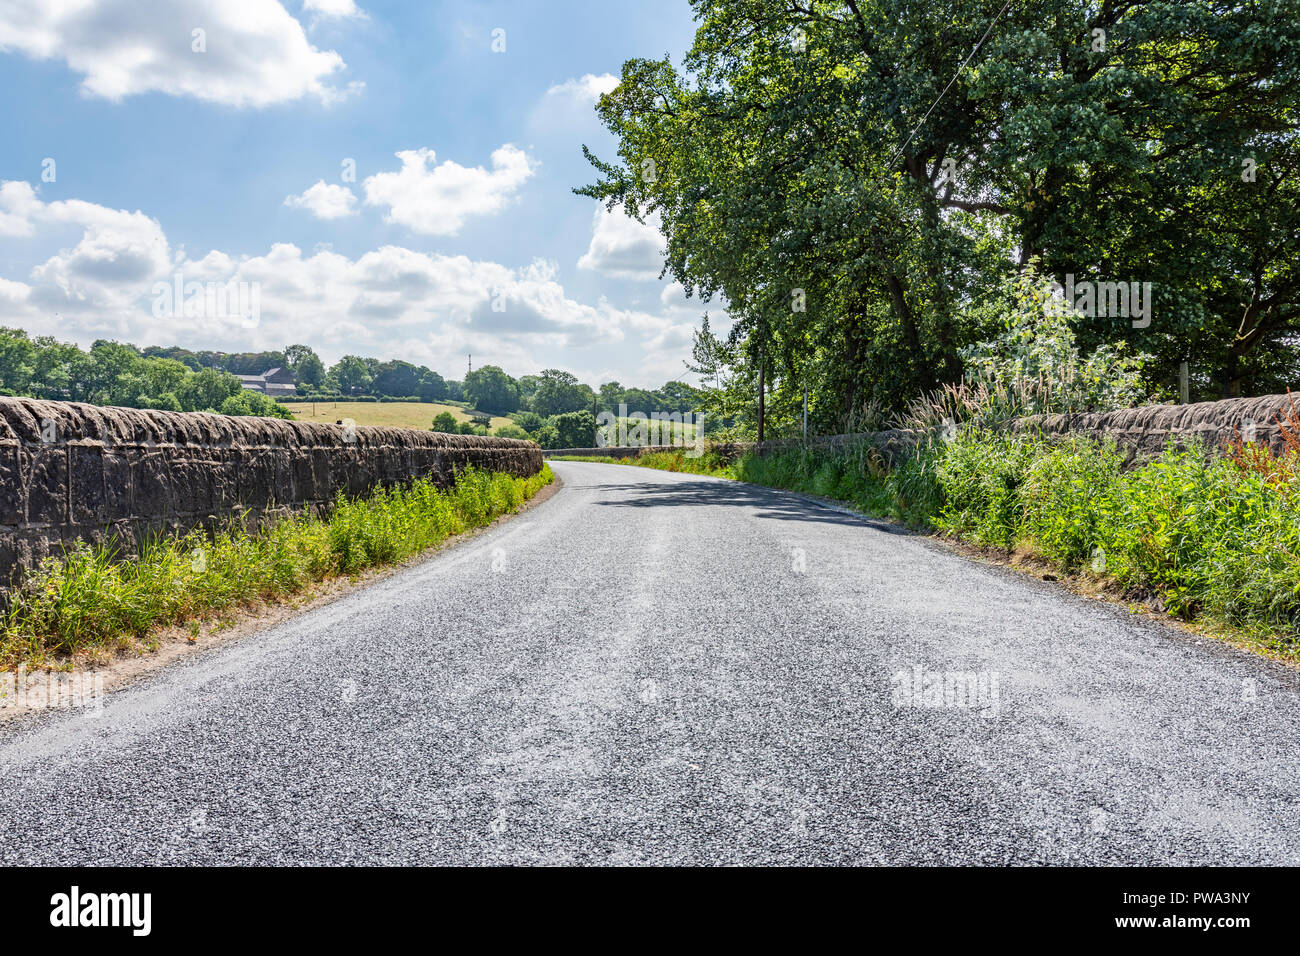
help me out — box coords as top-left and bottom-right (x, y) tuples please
(1, 465), (554, 669)
(284, 400), (514, 431)
(562, 436), (1300, 649)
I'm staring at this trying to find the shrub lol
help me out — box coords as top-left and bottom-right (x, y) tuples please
(1018, 436), (1126, 568)
(544, 410), (596, 448)
(897, 264), (1152, 435)
(930, 430), (1042, 549)
(431, 412), (459, 433)
(219, 390), (293, 419)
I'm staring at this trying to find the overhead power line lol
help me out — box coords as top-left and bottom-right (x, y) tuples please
(891, 0), (1016, 165)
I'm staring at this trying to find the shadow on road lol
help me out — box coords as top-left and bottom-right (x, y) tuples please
(586, 478), (914, 534)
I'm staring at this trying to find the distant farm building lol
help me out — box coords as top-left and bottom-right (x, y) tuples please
(236, 367), (297, 397)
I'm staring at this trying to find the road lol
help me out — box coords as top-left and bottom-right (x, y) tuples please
(1, 460), (1297, 865)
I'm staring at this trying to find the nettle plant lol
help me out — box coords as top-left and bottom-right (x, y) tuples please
(900, 267), (1151, 432)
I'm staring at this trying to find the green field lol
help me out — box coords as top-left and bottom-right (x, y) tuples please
(602, 415), (699, 440)
(284, 400), (513, 432)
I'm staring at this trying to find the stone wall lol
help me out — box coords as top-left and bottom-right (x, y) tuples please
(546, 394), (1297, 466)
(1011, 393), (1296, 459)
(0, 397), (542, 584)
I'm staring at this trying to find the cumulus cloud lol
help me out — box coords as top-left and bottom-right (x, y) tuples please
(577, 203), (665, 280)
(362, 145), (535, 236)
(529, 73), (618, 133)
(545, 73), (618, 103)
(0, 181), (42, 237)
(0, 181), (171, 325)
(284, 180), (358, 219)
(0, 0), (359, 107)
(302, 0), (364, 18)
(0, 277), (32, 305)
(0, 181), (700, 381)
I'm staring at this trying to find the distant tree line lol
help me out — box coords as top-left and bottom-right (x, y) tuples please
(0, 330), (704, 443)
(438, 366), (703, 447)
(0, 328), (290, 418)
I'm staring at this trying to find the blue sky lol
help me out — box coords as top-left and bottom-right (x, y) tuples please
(0, 0), (716, 387)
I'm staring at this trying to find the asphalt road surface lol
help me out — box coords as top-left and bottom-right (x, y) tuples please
(1, 460), (1297, 865)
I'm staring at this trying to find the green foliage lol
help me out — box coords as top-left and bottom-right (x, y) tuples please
(146, 346), (285, 377)
(218, 390), (293, 419)
(1, 322), (701, 426)
(536, 409), (596, 448)
(582, 0), (1300, 424)
(594, 378), (704, 417)
(463, 364), (521, 415)
(1017, 437), (1127, 569)
(510, 411), (546, 434)
(330, 355), (373, 396)
(284, 345), (325, 387)
(732, 442), (899, 516)
(178, 366), (241, 411)
(530, 368), (595, 417)
(0, 328), (291, 418)
(370, 360), (421, 398)
(961, 267), (1152, 416)
(430, 412), (459, 433)
(930, 431), (1044, 549)
(895, 266), (1157, 437)
(493, 424), (531, 440)
(1, 466), (555, 667)
(882, 451), (944, 526)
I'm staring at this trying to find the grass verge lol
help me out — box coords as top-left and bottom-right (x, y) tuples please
(1, 465), (554, 670)
(557, 435), (1300, 661)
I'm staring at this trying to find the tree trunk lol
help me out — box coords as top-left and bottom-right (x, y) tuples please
(757, 358), (765, 443)
(885, 273), (932, 391)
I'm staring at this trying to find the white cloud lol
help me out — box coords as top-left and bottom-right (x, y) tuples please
(302, 0), (364, 18)
(362, 144), (535, 236)
(284, 180), (358, 219)
(0, 0), (358, 107)
(545, 73), (618, 104)
(0, 180), (42, 237)
(0, 181), (701, 383)
(529, 73), (618, 133)
(577, 203), (665, 280)
(0, 182), (171, 326)
(0, 277), (32, 305)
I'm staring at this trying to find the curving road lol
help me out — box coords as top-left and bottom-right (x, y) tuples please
(1, 460), (1297, 865)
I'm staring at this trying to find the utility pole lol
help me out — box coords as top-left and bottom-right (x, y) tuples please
(467, 354), (472, 377)
(1179, 360), (1189, 405)
(756, 356), (766, 444)
(803, 385), (808, 441)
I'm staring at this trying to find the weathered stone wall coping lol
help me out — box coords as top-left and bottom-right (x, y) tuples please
(0, 397), (542, 584)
